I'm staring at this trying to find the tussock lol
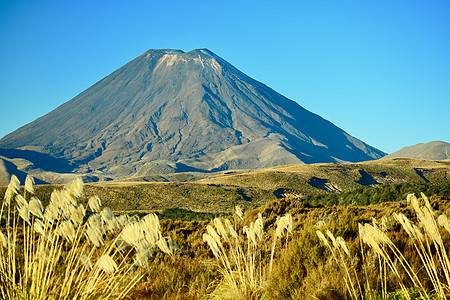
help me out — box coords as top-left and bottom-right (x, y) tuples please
(203, 206), (293, 299)
(0, 175), (176, 300)
(317, 192), (450, 299)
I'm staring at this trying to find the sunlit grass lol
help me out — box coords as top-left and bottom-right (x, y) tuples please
(316, 192), (450, 299)
(2, 173), (449, 299)
(202, 205), (293, 299)
(0, 175), (176, 300)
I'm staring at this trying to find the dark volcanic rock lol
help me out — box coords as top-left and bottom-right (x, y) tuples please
(0, 49), (385, 179)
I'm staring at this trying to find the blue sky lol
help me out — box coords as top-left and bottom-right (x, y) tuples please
(0, 0), (449, 154)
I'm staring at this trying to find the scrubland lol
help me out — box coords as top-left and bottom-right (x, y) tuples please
(1, 174), (450, 299)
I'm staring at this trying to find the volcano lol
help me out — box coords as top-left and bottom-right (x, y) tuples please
(0, 49), (385, 180)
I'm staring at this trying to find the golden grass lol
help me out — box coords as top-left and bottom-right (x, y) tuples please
(0, 175), (175, 300)
(1, 171), (449, 299)
(202, 208), (293, 299)
(314, 192), (450, 299)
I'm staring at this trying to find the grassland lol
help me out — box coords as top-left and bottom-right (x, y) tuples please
(1, 158), (450, 299)
(127, 190), (450, 299)
(2, 158), (446, 218)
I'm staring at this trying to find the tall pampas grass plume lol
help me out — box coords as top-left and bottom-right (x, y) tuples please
(204, 207), (293, 299)
(25, 175), (35, 195)
(0, 175), (176, 300)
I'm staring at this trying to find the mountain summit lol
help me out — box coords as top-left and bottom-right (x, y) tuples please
(0, 49), (385, 179)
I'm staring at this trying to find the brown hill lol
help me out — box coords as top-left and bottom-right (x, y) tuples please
(2, 158), (443, 215)
(196, 157), (450, 194)
(384, 141), (450, 160)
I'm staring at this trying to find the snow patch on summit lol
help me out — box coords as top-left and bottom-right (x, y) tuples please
(194, 55), (205, 68)
(198, 49), (243, 79)
(154, 54), (184, 71)
(210, 59), (221, 74)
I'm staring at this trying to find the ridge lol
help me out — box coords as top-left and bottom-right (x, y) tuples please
(0, 48), (386, 180)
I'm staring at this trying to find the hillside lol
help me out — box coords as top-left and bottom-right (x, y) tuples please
(1, 157), (450, 299)
(0, 49), (384, 182)
(0, 157), (48, 186)
(80, 158), (450, 213)
(384, 141), (450, 160)
(2, 158), (447, 216)
(197, 157), (449, 193)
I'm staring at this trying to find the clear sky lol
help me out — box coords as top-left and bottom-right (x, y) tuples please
(0, 0), (449, 154)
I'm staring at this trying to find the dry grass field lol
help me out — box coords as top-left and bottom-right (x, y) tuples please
(1, 158), (450, 299)
(3, 158), (445, 217)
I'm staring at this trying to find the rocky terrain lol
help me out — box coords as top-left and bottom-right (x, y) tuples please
(0, 49), (385, 183)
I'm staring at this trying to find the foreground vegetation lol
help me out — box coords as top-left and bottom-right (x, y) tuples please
(1, 174), (450, 299)
(0, 176), (176, 299)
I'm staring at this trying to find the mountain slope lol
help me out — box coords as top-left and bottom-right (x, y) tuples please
(384, 141), (450, 160)
(0, 157), (48, 186)
(0, 49), (385, 179)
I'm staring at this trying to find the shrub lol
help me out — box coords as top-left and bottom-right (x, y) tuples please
(267, 222), (353, 299)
